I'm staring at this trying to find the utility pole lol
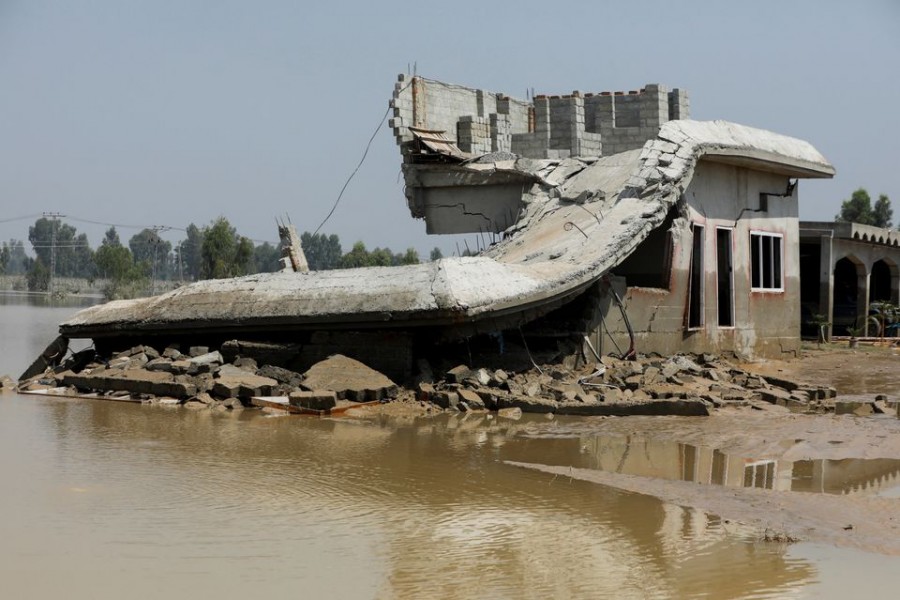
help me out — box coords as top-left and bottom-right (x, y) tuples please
(42, 212), (63, 297)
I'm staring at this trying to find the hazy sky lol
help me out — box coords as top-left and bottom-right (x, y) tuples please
(2, 0), (898, 256)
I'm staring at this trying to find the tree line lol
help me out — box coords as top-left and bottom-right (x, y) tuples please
(835, 188), (895, 229)
(0, 216), (443, 299)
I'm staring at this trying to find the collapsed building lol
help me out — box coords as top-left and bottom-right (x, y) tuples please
(52, 75), (834, 381)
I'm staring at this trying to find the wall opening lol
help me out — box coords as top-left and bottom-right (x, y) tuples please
(799, 241), (822, 337)
(614, 211), (675, 289)
(716, 227), (734, 327)
(871, 259), (892, 303)
(687, 224), (704, 329)
(832, 257), (860, 335)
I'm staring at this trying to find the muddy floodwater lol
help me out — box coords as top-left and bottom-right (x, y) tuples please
(2, 298), (899, 599)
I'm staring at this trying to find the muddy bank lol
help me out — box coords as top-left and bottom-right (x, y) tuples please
(508, 461), (900, 555)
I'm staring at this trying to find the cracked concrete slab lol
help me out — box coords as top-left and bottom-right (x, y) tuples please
(59, 120), (833, 343)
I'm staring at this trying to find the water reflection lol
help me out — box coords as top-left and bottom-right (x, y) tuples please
(568, 435), (900, 497)
(0, 398), (820, 599)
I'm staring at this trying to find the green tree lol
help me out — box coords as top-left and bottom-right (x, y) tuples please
(0, 244), (8, 275)
(102, 227), (121, 247)
(94, 244), (135, 281)
(200, 217), (254, 279)
(429, 247), (443, 261)
(129, 228), (172, 280)
(253, 241), (281, 273)
(836, 188), (875, 225)
(873, 194), (893, 229)
(340, 241), (371, 269)
(94, 243), (147, 299)
(1, 240), (30, 275)
(178, 223), (205, 280)
(26, 259), (50, 292)
(27, 217), (93, 277)
(300, 232), (343, 271)
(395, 247), (420, 265)
(369, 247), (393, 267)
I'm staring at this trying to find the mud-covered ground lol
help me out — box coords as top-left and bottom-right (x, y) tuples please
(742, 341), (900, 399)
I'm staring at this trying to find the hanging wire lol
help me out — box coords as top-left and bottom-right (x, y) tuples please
(312, 77), (414, 236)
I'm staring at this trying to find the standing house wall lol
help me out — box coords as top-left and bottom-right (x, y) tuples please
(596, 161), (800, 359)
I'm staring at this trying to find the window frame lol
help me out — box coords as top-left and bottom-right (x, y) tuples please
(749, 230), (784, 293)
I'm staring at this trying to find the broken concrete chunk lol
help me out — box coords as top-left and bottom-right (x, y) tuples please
(1, 375), (17, 390)
(416, 382), (435, 402)
(289, 390), (337, 411)
(189, 351), (223, 367)
(445, 365), (471, 384)
(302, 354), (398, 402)
(457, 389), (486, 410)
(145, 357), (175, 372)
(253, 365), (303, 387)
(189, 346), (210, 358)
(432, 391), (459, 410)
(233, 357), (258, 371)
(162, 347), (182, 360)
(212, 371), (278, 399)
(62, 369), (197, 398)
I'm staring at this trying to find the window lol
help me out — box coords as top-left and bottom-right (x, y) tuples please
(750, 232), (783, 291)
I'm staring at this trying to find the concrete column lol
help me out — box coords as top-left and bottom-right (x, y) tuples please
(858, 267), (871, 337)
(819, 236), (834, 340)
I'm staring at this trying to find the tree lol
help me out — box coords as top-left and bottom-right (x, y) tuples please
(873, 194), (893, 229)
(0, 244), (8, 275)
(1, 240), (30, 275)
(27, 217), (93, 277)
(129, 228), (172, 280)
(94, 244), (135, 281)
(369, 247), (393, 267)
(199, 217), (254, 279)
(300, 232), (343, 271)
(102, 226), (121, 247)
(429, 247), (443, 261)
(253, 242), (281, 273)
(26, 259), (50, 292)
(395, 247), (420, 265)
(178, 223), (205, 280)
(340, 241), (371, 269)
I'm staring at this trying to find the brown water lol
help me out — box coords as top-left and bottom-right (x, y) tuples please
(1, 299), (898, 599)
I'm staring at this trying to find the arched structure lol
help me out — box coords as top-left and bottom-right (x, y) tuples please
(800, 222), (900, 339)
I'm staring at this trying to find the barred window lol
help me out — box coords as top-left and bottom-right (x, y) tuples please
(750, 232), (783, 291)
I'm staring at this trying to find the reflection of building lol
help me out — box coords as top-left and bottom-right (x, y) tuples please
(800, 221), (900, 337)
(580, 436), (900, 496)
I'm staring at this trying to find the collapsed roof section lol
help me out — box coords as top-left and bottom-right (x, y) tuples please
(60, 118), (834, 342)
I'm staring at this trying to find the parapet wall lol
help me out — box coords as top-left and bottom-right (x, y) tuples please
(390, 75), (689, 159)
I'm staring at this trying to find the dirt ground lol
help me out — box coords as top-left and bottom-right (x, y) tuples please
(740, 341), (900, 400)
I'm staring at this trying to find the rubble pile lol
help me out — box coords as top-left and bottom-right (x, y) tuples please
(15, 345), (400, 414)
(12, 342), (869, 418)
(416, 353), (840, 417)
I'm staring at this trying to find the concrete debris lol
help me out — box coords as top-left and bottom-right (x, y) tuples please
(16, 336), (869, 421)
(1, 375), (16, 391)
(277, 220), (310, 273)
(289, 390), (337, 411)
(301, 354), (399, 402)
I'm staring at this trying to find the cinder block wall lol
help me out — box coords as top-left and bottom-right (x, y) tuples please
(390, 75), (688, 159)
